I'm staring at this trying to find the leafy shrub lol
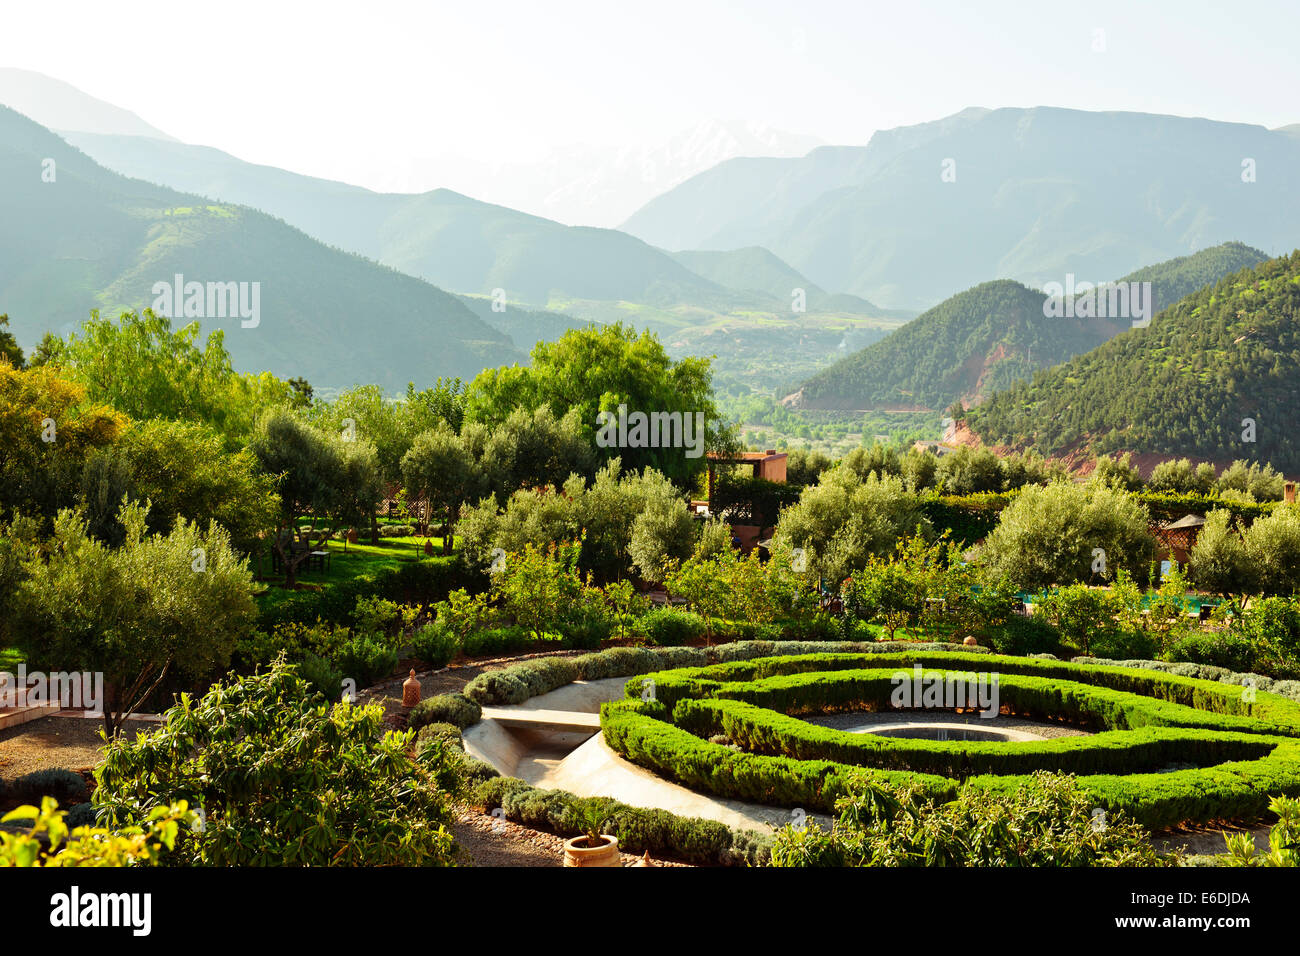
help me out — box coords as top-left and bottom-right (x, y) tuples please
(409, 693), (482, 732)
(0, 797), (193, 867)
(1090, 626), (1159, 661)
(415, 722), (463, 751)
(1219, 795), (1300, 866)
(334, 634), (400, 689)
(463, 657), (582, 705)
(9, 769), (88, 807)
(982, 615), (1060, 656)
(63, 802), (99, 829)
(297, 652), (345, 700)
(95, 658), (462, 866)
(563, 601), (613, 649)
(638, 608), (706, 646)
(1241, 596), (1300, 664)
(463, 626), (559, 657)
(770, 772), (1170, 867)
(410, 619), (460, 668)
(1169, 633), (1258, 672)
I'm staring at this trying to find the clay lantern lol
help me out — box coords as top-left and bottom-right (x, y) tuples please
(402, 669), (421, 707)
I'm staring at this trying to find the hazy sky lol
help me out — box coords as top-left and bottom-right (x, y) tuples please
(4, 0), (1299, 190)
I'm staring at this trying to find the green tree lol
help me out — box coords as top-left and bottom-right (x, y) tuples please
(0, 314), (23, 368)
(627, 494), (695, 583)
(0, 362), (128, 525)
(773, 471), (929, 583)
(5, 502), (255, 736)
(1241, 504), (1300, 596)
(465, 323), (732, 486)
(248, 409), (380, 587)
(80, 419), (279, 555)
(977, 481), (1156, 590)
(1188, 509), (1250, 597)
(402, 425), (482, 551)
(56, 310), (296, 446)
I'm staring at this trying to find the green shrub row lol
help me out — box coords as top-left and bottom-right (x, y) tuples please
(600, 698), (957, 813)
(461, 640), (988, 706)
(1073, 655), (1300, 703)
(673, 694), (1279, 777)
(472, 774), (771, 866)
(628, 651), (1300, 733)
(603, 652), (1300, 828)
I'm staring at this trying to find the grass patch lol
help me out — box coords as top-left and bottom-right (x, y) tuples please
(254, 535), (454, 614)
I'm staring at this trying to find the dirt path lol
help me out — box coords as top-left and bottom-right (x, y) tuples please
(452, 809), (687, 867)
(0, 716), (154, 778)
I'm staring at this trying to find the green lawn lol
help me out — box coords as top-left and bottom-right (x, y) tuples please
(254, 535), (456, 614)
(0, 647), (22, 671)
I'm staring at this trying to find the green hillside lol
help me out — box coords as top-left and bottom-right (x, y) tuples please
(0, 106), (519, 390)
(967, 251), (1300, 471)
(60, 131), (757, 313)
(793, 243), (1269, 412)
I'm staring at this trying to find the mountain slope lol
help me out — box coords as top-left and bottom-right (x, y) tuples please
(669, 246), (907, 316)
(794, 242), (1270, 412)
(0, 68), (176, 140)
(622, 107), (1300, 310)
(58, 131), (757, 312)
(0, 106), (519, 390)
(966, 252), (1300, 471)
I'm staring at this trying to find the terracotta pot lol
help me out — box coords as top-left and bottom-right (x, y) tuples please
(563, 834), (620, 867)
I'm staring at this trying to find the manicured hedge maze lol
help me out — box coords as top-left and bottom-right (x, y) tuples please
(600, 651), (1300, 828)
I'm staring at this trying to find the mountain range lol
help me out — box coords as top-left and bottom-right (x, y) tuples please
(622, 107), (1300, 311)
(0, 105), (519, 391)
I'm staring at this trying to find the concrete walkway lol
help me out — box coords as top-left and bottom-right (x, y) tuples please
(464, 677), (822, 833)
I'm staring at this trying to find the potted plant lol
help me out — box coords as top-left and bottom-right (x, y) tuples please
(563, 803), (620, 867)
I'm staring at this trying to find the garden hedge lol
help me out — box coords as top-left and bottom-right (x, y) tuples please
(601, 651), (1300, 828)
(461, 640), (988, 705)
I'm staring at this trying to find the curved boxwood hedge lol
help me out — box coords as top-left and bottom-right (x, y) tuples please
(602, 651), (1300, 829)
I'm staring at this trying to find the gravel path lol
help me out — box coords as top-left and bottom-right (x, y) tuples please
(0, 716), (155, 778)
(452, 809), (689, 867)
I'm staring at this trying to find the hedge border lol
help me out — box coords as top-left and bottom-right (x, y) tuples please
(602, 652), (1300, 828)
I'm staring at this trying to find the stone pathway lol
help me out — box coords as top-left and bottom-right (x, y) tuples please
(452, 809), (688, 867)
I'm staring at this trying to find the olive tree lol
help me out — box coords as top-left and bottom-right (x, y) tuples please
(1241, 504), (1300, 596)
(976, 481), (1156, 591)
(773, 471), (929, 584)
(249, 409), (380, 587)
(1188, 509), (1251, 598)
(401, 424), (483, 550)
(5, 502), (255, 736)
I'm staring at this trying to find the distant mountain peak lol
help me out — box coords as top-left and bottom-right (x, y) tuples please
(0, 67), (176, 141)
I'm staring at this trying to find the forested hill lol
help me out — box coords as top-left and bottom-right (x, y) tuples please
(966, 251), (1300, 472)
(791, 242), (1270, 412)
(0, 105), (520, 390)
